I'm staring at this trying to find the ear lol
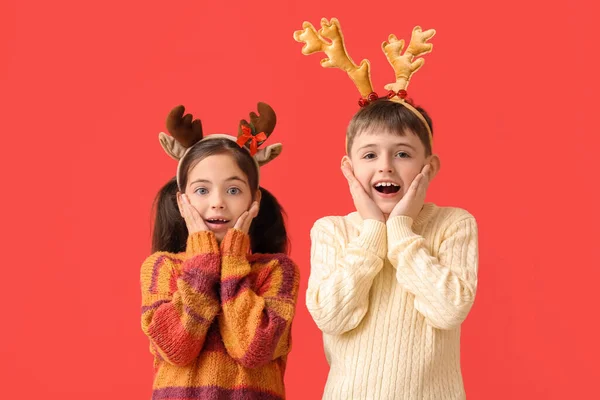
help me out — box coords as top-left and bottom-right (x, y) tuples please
(427, 154), (441, 180)
(341, 154), (352, 168)
(254, 143), (282, 166)
(175, 191), (184, 217)
(159, 132), (187, 160)
(254, 188), (262, 204)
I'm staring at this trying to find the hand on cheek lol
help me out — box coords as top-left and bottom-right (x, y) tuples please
(234, 201), (260, 234)
(388, 164), (431, 221)
(341, 158), (385, 222)
(177, 193), (209, 234)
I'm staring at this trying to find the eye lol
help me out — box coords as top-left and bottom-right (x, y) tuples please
(396, 151), (410, 158)
(194, 187), (208, 195)
(227, 187), (241, 195)
(362, 153), (376, 160)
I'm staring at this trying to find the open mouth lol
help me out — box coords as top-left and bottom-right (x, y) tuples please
(373, 182), (401, 194)
(205, 218), (230, 225)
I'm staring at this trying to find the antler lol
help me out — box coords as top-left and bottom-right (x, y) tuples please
(158, 105), (204, 160)
(237, 102), (277, 156)
(166, 105), (204, 148)
(294, 18), (374, 98)
(382, 26), (436, 92)
(242, 102), (276, 137)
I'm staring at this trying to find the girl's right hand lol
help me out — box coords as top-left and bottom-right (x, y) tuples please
(177, 192), (209, 234)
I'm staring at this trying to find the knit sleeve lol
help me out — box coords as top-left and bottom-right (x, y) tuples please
(387, 214), (479, 330)
(140, 231), (221, 366)
(217, 229), (300, 369)
(306, 217), (386, 335)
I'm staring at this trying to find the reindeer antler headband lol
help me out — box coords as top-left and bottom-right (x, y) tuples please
(294, 18), (435, 144)
(158, 102), (283, 189)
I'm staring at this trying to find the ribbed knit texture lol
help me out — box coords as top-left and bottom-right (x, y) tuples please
(141, 229), (300, 400)
(307, 203), (478, 400)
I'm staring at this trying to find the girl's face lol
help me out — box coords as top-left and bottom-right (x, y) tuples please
(184, 154), (256, 242)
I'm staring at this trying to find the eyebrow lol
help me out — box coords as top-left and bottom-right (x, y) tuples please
(190, 176), (248, 185)
(225, 176), (247, 184)
(356, 142), (416, 152)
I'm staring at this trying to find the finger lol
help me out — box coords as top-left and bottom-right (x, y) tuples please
(245, 202), (259, 231)
(186, 197), (203, 225)
(351, 182), (369, 201)
(340, 160), (357, 177)
(243, 216), (252, 233)
(419, 172), (431, 196)
(340, 164), (362, 191)
(422, 164), (431, 179)
(420, 169), (431, 188)
(340, 164), (355, 183)
(181, 194), (206, 230)
(409, 173), (423, 193)
(182, 195), (195, 222)
(350, 180), (371, 203)
(241, 211), (250, 231)
(234, 211), (248, 230)
(179, 196), (193, 227)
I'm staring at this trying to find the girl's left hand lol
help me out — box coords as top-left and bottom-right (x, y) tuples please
(234, 201), (260, 234)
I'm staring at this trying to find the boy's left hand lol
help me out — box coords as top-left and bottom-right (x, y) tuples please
(389, 164), (431, 221)
(234, 201), (260, 234)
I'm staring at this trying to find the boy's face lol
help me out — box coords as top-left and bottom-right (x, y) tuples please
(346, 129), (437, 216)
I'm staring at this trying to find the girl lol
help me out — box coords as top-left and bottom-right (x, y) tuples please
(140, 103), (299, 400)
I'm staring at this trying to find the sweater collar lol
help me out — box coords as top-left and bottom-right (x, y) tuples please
(347, 202), (437, 227)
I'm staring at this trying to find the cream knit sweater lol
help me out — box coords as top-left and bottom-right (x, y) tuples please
(307, 203), (479, 400)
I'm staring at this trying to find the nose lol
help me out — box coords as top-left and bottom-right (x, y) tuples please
(210, 193), (225, 209)
(378, 155), (394, 173)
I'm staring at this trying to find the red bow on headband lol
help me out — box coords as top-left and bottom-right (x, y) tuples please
(237, 125), (267, 156)
(358, 90), (413, 107)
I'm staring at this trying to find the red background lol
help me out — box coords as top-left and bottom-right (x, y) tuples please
(1, 0), (598, 399)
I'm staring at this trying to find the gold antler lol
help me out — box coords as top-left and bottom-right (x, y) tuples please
(382, 26), (436, 92)
(294, 18), (374, 98)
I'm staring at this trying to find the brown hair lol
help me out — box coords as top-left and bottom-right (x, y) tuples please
(346, 100), (433, 156)
(151, 138), (289, 255)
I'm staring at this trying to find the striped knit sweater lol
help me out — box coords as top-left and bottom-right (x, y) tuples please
(307, 203), (479, 400)
(140, 229), (300, 400)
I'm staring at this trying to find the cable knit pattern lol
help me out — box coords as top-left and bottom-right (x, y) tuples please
(307, 203), (478, 400)
(141, 230), (300, 400)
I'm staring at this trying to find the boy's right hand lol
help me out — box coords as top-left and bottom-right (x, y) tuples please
(177, 193), (209, 234)
(341, 160), (385, 223)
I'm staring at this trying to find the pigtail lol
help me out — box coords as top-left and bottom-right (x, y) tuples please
(151, 177), (188, 253)
(249, 187), (289, 255)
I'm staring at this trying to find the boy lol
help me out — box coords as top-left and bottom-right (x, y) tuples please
(295, 18), (479, 400)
